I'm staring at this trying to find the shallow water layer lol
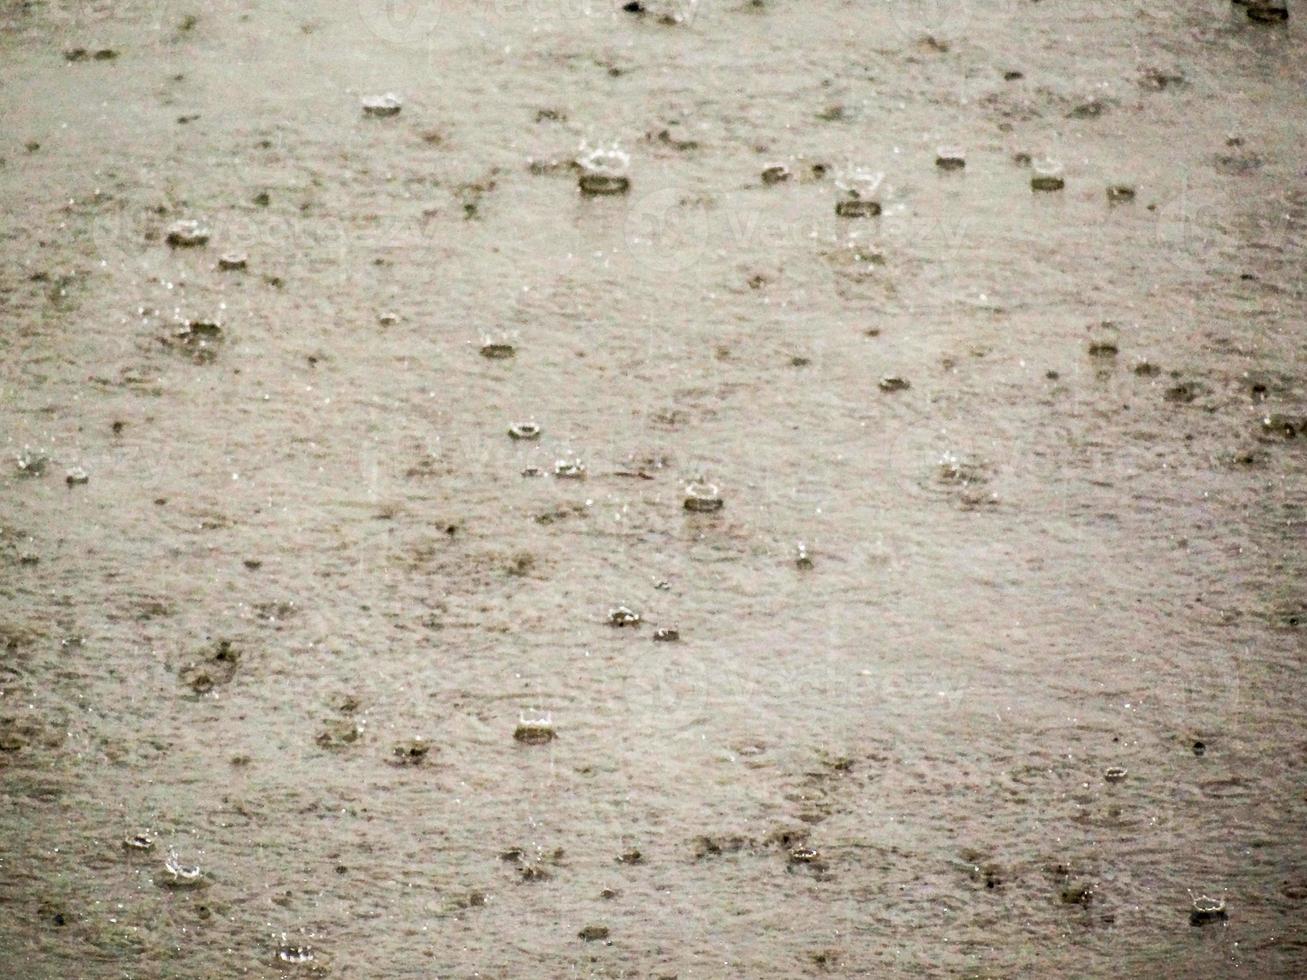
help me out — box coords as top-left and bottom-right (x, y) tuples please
(1, 1), (1305, 976)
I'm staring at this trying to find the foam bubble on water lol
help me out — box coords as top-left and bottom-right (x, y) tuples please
(276, 942), (315, 965)
(514, 710), (555, 744)
(159, 848), (204, 888)
(165, 219), (210, 248)
(554, 458), (587, 479)
(1188, 890), (1227, 925)
(577, 142), (633, 195)
(935, 145), (966, 170)
(15, 447), (49, 477)
(361, 93), (402, 117)
(608, 605), (641, 627)
(577, 142), (630, 178)
(683, 480), (723, 512)
(1031, 157), (1065, 191)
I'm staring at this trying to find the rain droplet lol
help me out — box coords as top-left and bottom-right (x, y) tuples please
(165, 219), (210, 248)
(514, 712), (556, 745)
(361, 93), (402, 117)
(608, 606), (641, 627)
(577, 142), (631, 195)
(683, 481), (723, 512)
(1031, 158), (1065, 192)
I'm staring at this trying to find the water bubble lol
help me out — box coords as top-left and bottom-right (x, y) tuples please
(514, 711), (556, 745)
(507, 422), (541, 441)
(185, 318), (222, 338)
(554, 458), (586, 479)
(158, 849), (205, 889)
(164, 319), (225, 364)
(391, 738), (430, 765)
(14, 448), (49, 477)
(788, 846), (820, 865)
(276, 944), (314, 965)
(361, 93), (402, 118)
(935, 146), (966, 171)
(577, 142), (631, 196)
(936, 452), (991, 488)
(1189, 894), (1227, 925)
(1163, 380), (1202, 404)
(1059, 882), (1094, 906)
(179, 639), (241, 694)
(316, 718), (363, 748)
(683, 481), (723, 512)
(1134, 360), (1161, 377)
(1031, 158), (1065, 192)
(795, 542), (813, 569)
(165, 219), (210, 248)
(1087, 320), (1121, 357)
(1259, 414), (1304, 440)
(607, 606), (642, 627)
